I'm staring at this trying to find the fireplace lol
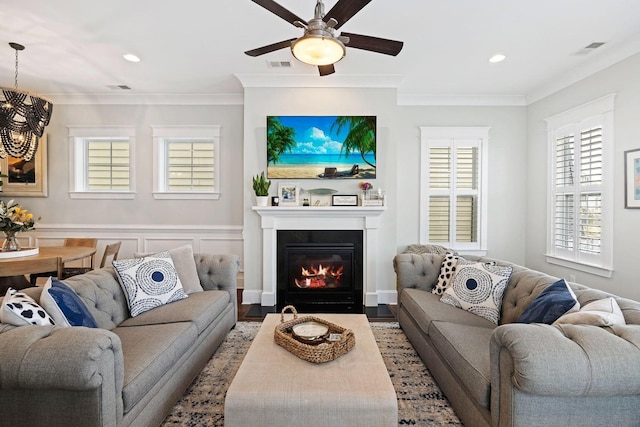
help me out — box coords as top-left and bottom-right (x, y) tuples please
(277, 230), (363, 313)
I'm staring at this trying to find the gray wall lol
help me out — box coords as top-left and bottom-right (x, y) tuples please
(9, 103), (245, 262)
(22, 103), (244, 227)
(526, 52), (640, 300)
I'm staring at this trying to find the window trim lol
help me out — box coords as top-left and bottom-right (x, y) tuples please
(67, 125), (136, 199)
(151, 125), (221, 200)
(544, 94), (615, 277)
(420, 126), (490, 255)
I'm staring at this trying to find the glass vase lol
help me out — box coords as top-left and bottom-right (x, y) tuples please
(2, 231), (20, 251)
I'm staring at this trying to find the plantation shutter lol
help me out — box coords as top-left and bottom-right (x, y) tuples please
(167, 141), (215, 191)
(552, 127), (603, 256)
(87, 139), (130, 190)
(578, 127), (602, 255)
(455, 146), (478, 243)
(553, 135), (575, 251)
(427, 144), (479, 245)
(428, 147), (450, 242)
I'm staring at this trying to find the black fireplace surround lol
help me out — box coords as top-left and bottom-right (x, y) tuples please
(277, 230), (363, 313)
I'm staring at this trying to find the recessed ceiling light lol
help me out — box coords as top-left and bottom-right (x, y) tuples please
(489, 53), (506, 63)
(123, 53), (141, 63)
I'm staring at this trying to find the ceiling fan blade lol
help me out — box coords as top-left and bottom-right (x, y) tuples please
(245, 38), (296, 57)
(324, 0), (372, 29)
(341, 32), (404, 56)
(318, 64), (335, 76)
(251, 0), (307, 26)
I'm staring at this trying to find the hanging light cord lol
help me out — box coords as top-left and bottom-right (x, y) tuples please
(14, 46), (19, 89)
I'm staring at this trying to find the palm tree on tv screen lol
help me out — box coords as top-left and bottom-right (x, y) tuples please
(267, 117), (296, 164)
(331, 116), (376, 169)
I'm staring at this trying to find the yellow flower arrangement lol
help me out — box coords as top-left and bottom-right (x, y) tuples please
(0, 199), (37, 233)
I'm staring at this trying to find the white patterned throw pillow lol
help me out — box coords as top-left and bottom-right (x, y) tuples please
(440, 262), (512, 324)
(0, 287), (55, 326)
(113, 251), (188, 317)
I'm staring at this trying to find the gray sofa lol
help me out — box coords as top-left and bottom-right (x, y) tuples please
(0, 253), (239, 427)
(394, 253), (640, 427)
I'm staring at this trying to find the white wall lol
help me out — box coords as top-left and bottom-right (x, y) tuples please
(526, 52), (640, 300)
(242, 87), (528, 305)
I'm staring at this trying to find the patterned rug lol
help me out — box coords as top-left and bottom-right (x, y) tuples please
(161, 322), (462, 426)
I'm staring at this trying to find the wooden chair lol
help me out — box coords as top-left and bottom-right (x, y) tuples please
(30, 238), (98, 284)
(1, 257), (62, 297)
(98, 241), (121, 268)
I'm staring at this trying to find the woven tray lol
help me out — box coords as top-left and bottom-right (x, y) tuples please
(274, 305), (355, 363)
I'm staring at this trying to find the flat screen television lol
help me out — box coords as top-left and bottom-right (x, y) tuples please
(266, 115), (376, 179)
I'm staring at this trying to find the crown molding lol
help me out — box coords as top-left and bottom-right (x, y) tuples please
(44, 93), (244, 105)
(397, 93), (527, 106)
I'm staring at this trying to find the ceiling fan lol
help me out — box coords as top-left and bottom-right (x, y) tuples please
(244, 0), (404, 76)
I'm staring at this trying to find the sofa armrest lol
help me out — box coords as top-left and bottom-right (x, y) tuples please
(393, 253), (444, 293)
(0, 325), (124, 424)
(491, 323), (640, 397)
(194, 253), (240, 319)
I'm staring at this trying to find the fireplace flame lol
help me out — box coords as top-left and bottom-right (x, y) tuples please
(294, 263), (344, 288)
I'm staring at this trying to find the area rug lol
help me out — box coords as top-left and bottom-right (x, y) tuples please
(161, 321), (462, 426)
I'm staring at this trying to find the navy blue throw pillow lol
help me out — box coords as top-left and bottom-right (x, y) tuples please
(517, 279), (580, 324)
(40, 278), (99, 328)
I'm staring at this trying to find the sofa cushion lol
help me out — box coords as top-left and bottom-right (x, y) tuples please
(518, 279), (579, 324)
(0, 288), (55, 326)
(113, 322), (198, 412)
(440, 262), (513, 324)
(134, 245), (204, 294)
(400, 288), (496, 337)
(113, 252), (189, 317)
(554, 297), (626, 326)
(429, 321), (493, 409)
(40, 278), (98, 328)
(118, 290), (230, 335)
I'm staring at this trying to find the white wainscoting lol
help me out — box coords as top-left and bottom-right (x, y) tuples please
(16, 224), (244, 283)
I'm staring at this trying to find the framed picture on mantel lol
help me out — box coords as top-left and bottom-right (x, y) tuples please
(332, 195), (358, 206)
(278, 183), (299, 206)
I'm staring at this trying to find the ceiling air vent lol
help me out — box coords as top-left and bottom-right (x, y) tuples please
(106, 85), (132, 90)
(575, 42), (605, 55)
(267, 60), (294, 69)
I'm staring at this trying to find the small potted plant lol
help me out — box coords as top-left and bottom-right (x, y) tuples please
(252, 171), (271, 206)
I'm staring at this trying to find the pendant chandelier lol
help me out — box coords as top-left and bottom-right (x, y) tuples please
(0, 42), (53, 161)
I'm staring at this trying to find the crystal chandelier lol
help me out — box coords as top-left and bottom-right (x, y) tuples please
(0, 42), (53, 161)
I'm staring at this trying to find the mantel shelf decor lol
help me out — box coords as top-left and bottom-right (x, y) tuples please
(0, 42), (53, 161)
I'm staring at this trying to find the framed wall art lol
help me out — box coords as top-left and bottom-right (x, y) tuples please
(278, 183), (299, 206)
(266, 116), (376, 180)
(624, 148), (640, 209)
(0, 135), (48, 197)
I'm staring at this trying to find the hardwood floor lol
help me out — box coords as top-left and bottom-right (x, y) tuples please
(236, 289), (397, 322)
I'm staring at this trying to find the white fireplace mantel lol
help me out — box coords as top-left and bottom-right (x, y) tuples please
(253, 206), (386, 307)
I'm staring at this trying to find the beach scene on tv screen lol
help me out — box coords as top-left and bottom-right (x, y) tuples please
(267, 115), (376, 179)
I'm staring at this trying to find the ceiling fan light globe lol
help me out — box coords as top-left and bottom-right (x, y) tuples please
(291, 35), (345, 66)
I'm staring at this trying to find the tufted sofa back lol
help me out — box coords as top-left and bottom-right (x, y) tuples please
(0, 253), (241, 331)
(64, 267), (130, 329)
(394, 252), (640, 326)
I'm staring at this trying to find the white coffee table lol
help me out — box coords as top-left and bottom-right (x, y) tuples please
(224, 313), (397, 427)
